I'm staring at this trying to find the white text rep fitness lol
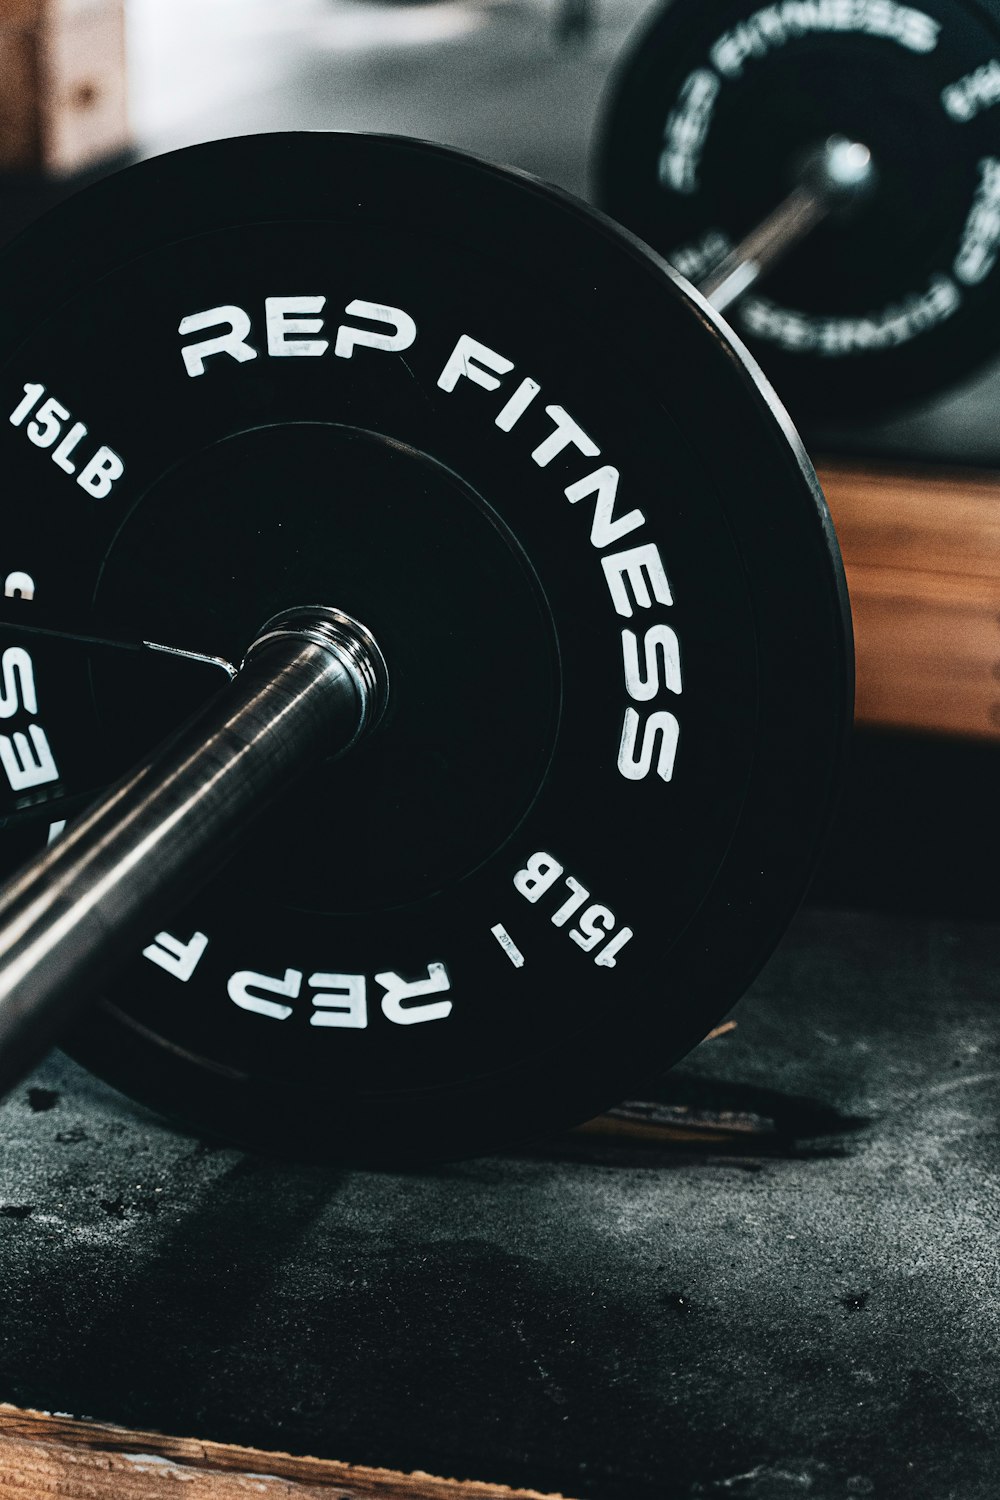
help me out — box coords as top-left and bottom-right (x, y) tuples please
(179, 296), (683, 785)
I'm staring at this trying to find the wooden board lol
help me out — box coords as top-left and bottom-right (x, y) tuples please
(0, 0), (129, 175)
(817, 460), (1000, 741)
(0, 1405), (573, 1499)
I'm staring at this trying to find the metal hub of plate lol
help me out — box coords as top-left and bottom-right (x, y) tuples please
(0, 133), (851, 1160)
(596, 0), (1000, 418)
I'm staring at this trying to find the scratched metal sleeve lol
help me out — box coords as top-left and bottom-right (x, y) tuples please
(0, 617), (377, 1101)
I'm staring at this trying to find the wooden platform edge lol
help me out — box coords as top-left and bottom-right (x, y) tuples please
(816, 458), (1000, 742)
(0, 1404), (577, 1500)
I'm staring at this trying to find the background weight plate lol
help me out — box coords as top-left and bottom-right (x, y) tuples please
(0, 133), (851, 1160)
(596, 0), (1000, 419)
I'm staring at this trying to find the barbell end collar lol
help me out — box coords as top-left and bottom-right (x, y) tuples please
(804, 136), (877, 211)
(244, 605), (391, 746)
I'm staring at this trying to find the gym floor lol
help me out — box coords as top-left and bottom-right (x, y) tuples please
(1, 3), (1000, 1496)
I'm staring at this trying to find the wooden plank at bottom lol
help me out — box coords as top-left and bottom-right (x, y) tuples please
(0, 1405), (574, 1500)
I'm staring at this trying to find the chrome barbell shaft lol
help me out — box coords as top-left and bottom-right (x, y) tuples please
(700, 136), (876, 314)
(0, 606), (387, 1097)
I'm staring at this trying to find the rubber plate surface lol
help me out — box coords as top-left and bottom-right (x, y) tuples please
(0, 133), (850, 1159)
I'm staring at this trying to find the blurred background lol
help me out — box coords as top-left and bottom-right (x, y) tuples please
(127, 0), (651, 191)
(2, 0), (659, 201)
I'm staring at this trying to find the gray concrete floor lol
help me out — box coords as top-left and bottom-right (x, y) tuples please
(1, 905), (998, 1498)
